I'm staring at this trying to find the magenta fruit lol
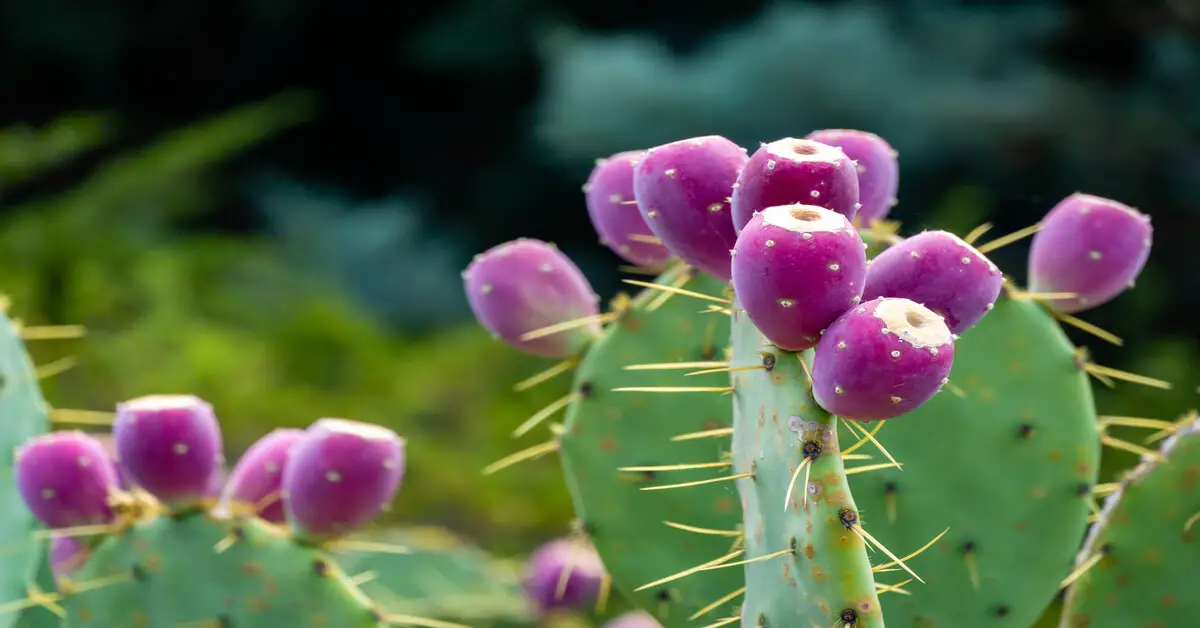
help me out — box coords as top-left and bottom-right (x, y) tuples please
(805, 129), (898, 226)
(523, 537), (608, 612)
(731, 204), (868, 351)
(584, 150), (673, 270)
(463, 238), (602, 358)
(730, 137), (860, 234)
(92, 433), (134, 489)
(50, 535), (91, 579)
(1028, 192), (1152, 313)
(281, 418), (405, 541)
(14, 431), (121, 529)
(602, 610), (662, 628)
(861, 230), (1003, 335)
(632, 135), (748, 281)
(812, 297), (955, 421)
(220, 428), (303, 523)
(112, 394), (224, 508)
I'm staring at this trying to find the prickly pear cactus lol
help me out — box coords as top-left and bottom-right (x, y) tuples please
(728, 309), (884, 627)
(0, 308), (52, 628)
(846, 293), (1101, 627)
(3, 395), (488, 628)
(557, 264), (743, 624)
(1058, 414), (1200, 628)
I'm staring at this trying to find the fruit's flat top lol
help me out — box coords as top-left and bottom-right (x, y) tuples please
(1059, 418), (1200, 628)
(847, 296), (1100, 627)
(558, 266), (741, 627)
(0, 313), (52, 628)
(60, 514), (380, 627)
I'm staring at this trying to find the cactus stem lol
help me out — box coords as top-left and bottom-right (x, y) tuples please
(618, 462), (732, 472)
(662, 521), (742, 537)
(634, 548), (745, 591)
(640, 471), (754, 491)
(48, 408), (114, 426)
(620, 279), (732, 306)
(689, 585), (746, 620)
(519, 313), (617, 342)
(512, 358), (578, 392)
(670, 427), (734, 441)
(481, 439), (560, 475)
(962, 221), (993, 245)
(623, 360), (726, 371)
(975, 221), (1043, 254)
(17, 324), (87, 340)
(512, 391), (582, 438)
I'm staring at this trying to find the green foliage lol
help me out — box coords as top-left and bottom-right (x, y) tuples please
(1058, 415), (1200, 628)
(729, 309), (883, 627)
(0, 311), (53, 628)
(846, 296), (1100, 627)
(556, 265), (740, 626)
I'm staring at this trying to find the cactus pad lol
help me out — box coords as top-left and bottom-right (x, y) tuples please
(729, 306), (885, 627)
(845, 294), (1101, 626)
(0, 311), (53, 628)
(1058, 414), (1200, 628)
(556, 264), (741, 626)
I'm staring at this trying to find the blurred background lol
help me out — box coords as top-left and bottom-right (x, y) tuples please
(0, 0), (1197, 615)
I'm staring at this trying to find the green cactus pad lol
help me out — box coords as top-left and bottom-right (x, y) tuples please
(557, 265), (741, 626)
(729, 307), (884, 628)
(1058, 414), (1200, 628)
(846, 294), (1101, 627)
(334, 525), (535, 625)
(59, 513), (385, 627)
(0, 311), (53, 628)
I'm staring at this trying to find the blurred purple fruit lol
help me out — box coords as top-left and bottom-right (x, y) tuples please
(15, 431), (121, 528)
(221, 428), (304, 523)
(585, 150), (674, 270)
(523, 537), (607, 612)
(112, 394), (224, 508)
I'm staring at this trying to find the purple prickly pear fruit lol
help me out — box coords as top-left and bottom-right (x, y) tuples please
(50, 536), (91, 579)
(731, 204), (868, 351)
(92, 433), (134, 489)
(1027, 192), (1152, 313)
(463, 238), (602, 358)
(112, 394), (224, 508)
(812, 297), (955, 421)
(861, 230), (1003, 335)
(730, 137), (860, 235)
(282, 418), (404, 541)
(603, 611), (662, 628)
(220, 428), (304, 523)
(804, 129), (899, 226)
(14, 432), (121, 529)
(584, 150), (674, 270)
(523, 537), (607, 612)
(632, 135), (748, 281)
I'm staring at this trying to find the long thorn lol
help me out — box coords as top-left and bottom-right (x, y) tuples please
(853, 525), (924, 583)
(513, 359), (577, 392)
(20, 325), (87, 340)
(624, 361), (727, 371)
(481, 440), (559, 475)
(1060, 552), (1105, 589)
(872, 527), (950, 572)
(663, 521), (742, 536)
(520, 313), (616, 342)
(641, 472), (754, 491)
(696, 548), (793, 571)
(1101, 435), (1165, 460)
(688, 587), (746, 620)
(1084, 363), (1172, 390)
(976, 222), (1041, 254)
(1054, 312), (1123, 346)
(963, 222), (993, 245)
(634, 549), (744, 591)
(842, 418), (900, 471)
(783, 457), (812, 511)
(49, 409), (113, 426)
(613, 386), (734, 394)
(671, 427), (734, 442)
(619, 462), (731, 472)
(512, 392), (580, 438)
(621, 279), (732, 305)
(686, 365), (765, 377)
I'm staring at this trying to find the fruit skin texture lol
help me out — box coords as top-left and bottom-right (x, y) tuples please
(463, 238), (601, 358)
(731, 204), (867, 350)
(861, 229), (1003, 335)
(1028, 192), (1152, 314)
(805, 129), (899, 226)
(632, 135), (748, 281)
(282, 418), (405, 541)
(812, 297), (955, 421)
(14, 431), (121, 528)
(220, 427), (304, 523)
(730, 137), (860, 234)
(112, 394), (224, 507)
(522, 537), (607, 612)
(584, 150), (673, 270)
